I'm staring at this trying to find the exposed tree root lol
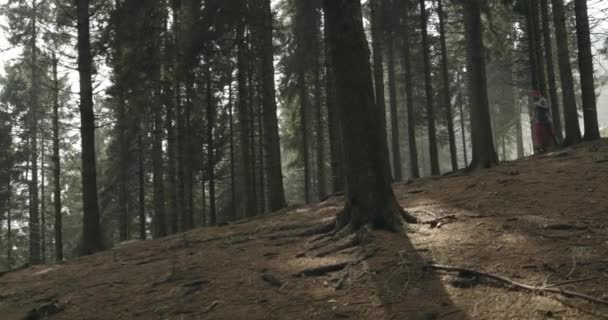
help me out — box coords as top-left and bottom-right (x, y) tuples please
(265, 219), (336, 240)
(427, 264), (608, 306)
(401, 210), (418, 224)
(292, 262), (352, 277)
(314, 227), (370, 258)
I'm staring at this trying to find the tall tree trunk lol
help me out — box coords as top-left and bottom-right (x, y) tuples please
(516, 101), (525, 158)
(551, 0), (582, 145)
(205, 69), (217, 225)
(6, 179), (11, 269)
(574, 0), (600, 141)
(313, 9), (327, 199)
(463, 0), (497, 169)
(152, 9), (166, 237)
(400, 0), (420, 179)
(524, 5), (541, 151)
(437, 0), (458, 171)
(51, 53), (63, 262)
(370, 0), (388, 143)
(236, 18), (256, 217)
(419, 0), (440, 176)
(540, 0), (563, 141)
(323, 12), (344, 193)
(40, 139), (46, 263)
(184, 74), (195, 229)
(323, 0), (416, 231)
(257, 79), (266, 213)
(457, 90), (469, 166)
(386, 32), (402, 181)
(531, 1), (547, 96)
(247, 40), (260, 214)
(228, 74), (237, 221)
(258, 0), (286, 212)
(294, 0), (312, 204)
(138, 135), (145, 240)
(298, 73), (311, 204)
(152, 92), (166, 237)
(169, 1), (180, 233)
(77, 0), (104, 255)
(29, 0), (41, 265)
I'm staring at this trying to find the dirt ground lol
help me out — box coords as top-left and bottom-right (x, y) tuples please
(1, 141), (608, 320)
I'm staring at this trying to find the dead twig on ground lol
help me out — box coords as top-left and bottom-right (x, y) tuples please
(426, 264), (608, 306)
(545, 277), (599, 288)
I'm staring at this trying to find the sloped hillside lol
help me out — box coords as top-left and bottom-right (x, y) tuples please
(2, 141), (608, 320)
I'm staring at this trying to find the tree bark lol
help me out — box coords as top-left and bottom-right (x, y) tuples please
(551, 0), (582, 145)
(152, 7), (166, 237)
(51, 53), (63, 262)
(323, 0), (414, 230)
(540, 0), (563, 141)
(29, 0), (41, 265)
(258, 0), (286, 212)
(370, 0), (388, 134)
(295, 0), (312, 204)
(386, 24), (403, 181)
(462, 0), (497, 169)
(205, 69), (217, 225)
(323, 11), (344, 194)
(437, 0), (458, 171)
(574, 0), (600, 141)
(237, 17), (256, 217)
(400, 0), (420, 179)
(77, 0), (104, 255)
(313, 7), (327, 199)
(228, 74), (237, 221)
(138, 135), (145, 240)
(419, 0), (440, 176)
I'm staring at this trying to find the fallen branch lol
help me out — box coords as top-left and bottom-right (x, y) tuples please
(426, 264), (608, 306)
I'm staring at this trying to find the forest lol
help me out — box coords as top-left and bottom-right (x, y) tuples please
(0, 0), (607, 319)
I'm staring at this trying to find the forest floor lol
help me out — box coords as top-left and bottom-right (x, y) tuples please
(2, 141), (608, 320)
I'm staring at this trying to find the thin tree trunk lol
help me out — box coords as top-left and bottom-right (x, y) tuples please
(51, 53), (63, 262)
(169, 1), (180, 233)
(313, 10), (327, 198)
(40, 139), (46, 263)
(29, 0), (41, 265)
(138, 135), (145, 240)
(77, 0), (104, 255)
(206, 69), (217, 225)
(400, 0), (419, 179)
(298, 72), (311, 204)
(457, 90), (469, 166)
(152, 23), (166, 237)
(574, 0), (600, 141)
(531, 1), (547, 96)
(419, 0), (440, 176)
(6, 179), (11, 269)
(228, 74), (236, 221)
(540, 0), (563, 141)
(437, 0), (458, 171)
(551, 0), (582, 145)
